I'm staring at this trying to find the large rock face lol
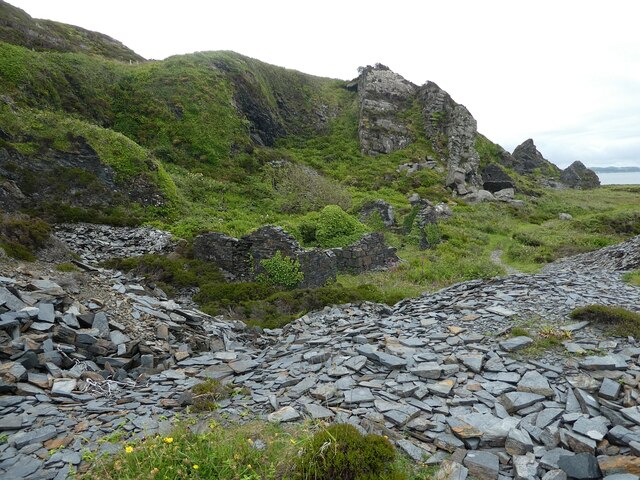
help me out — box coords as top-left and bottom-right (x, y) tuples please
(357, 64), (417, 156)
(561, 161), (600, 189)
(419, 81), (481, 194)
(511, 139), (561, 176)
(482, 164), (515, 193)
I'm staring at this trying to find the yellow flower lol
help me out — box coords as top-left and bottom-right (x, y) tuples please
(163, 437), (174, 444)
(248, 464), (252, 469)
(247, 438), (254, 445)
(125, 446), (134, 454)
(192, 465), (199, 470)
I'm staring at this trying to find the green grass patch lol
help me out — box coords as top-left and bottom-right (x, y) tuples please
(570, 304), (640, 338)
(190, 379), (235, 412)
(622, 270), (640, 287)
(55, 262), (80, 272)
(84, 421), (436, 480)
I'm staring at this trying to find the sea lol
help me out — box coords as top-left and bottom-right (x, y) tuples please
(595, 171), (640, 185)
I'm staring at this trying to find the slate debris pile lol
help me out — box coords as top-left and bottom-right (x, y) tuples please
(54, 223), (175, 263)
(218, 294), (640, 480)
(546, 234), (640, 273)
(1, 232), (640, 479)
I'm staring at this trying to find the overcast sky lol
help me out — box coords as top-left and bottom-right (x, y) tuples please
(10, 0), (640, 167)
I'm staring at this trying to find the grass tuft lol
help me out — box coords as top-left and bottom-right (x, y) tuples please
(570, 304), (640, 337)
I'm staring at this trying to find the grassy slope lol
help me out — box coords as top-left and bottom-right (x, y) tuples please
(0, 0), (144, 62)
(1, 39), (639, 297)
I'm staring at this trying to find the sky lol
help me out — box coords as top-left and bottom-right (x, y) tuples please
(9, 0), (640, 168)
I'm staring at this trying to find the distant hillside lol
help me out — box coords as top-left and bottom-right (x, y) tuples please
(0, 0), (144, 62)
(592, 166), (640, 173)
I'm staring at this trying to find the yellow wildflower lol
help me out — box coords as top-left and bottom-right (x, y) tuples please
(163, 437), (174, 444)
(193, 465), (199, 470)
(125, 445), (134, 454)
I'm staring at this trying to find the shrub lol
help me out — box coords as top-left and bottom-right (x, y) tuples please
(570, 304), (640, 337)
(191, 379), (233, 411)
(0, 213), (51, 261)
(269, 163), (352, 213)
(313, 205), (368, 248)
(257, 251), (304, 289)
(295, 424), (402, 480)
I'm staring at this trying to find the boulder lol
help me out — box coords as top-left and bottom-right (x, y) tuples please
(561, 161), (600, 189)
(512, 139), (561, 176)
(481, 164), (515, 192)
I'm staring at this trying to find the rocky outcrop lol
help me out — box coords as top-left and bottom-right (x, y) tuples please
(561, 161), (601, 189)
(419, 82), (481, 194)
(481, 164), (515, 192)
(0, 135), (167, 217)
(193, 226), (398, 288)
(511, 139), (561, 176)
(357, 64), (417, 156)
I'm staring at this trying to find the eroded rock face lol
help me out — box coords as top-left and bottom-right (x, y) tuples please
(481, 164), (515, 192)
(0, 139), (166, 212)
(511, 139), (561, 176)
(357, 64), (417, 156)
(561, 161), (600, 189)
(419, 81), (481, 194)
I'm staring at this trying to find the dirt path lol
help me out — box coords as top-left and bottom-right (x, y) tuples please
(490, 249), (520, 275)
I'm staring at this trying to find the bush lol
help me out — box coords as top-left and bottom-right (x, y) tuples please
(0, 213), (51, 261)
(570, 304), (640, 337)
(309, 205), (368, 248)
(257, 251), (304, 289)
(295, 424), (402, 480)
(269, 163), (352, 213)
(191, 379), (233, 411)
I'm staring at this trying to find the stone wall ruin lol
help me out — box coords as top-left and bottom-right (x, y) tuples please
(192, 226), (398, 288)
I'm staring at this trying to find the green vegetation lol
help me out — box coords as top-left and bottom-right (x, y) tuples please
(506, 322), (572, 357)
(105, 253), (398, 328)
(0, 212), (51, 261)
(570, 304), (640, 338)
(258, 251), (305, 289)
(623, 270), (640, 287)
(296, 205), (369, 248)
(84, 421), (434, 480)
(55, 262), (80, 272)
(191, 379), (234, 412)
(295, 424), (401, 480)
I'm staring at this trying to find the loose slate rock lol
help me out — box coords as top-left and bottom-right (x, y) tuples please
(463, 451), (499, 480)
(599, 378), (622, 400)
(499, 392), (545, 413)
(500, 336), (534, 352)
(268, 406), (300, 423)
(558, 453), (601, 480)
(517, 370), (554, 397)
